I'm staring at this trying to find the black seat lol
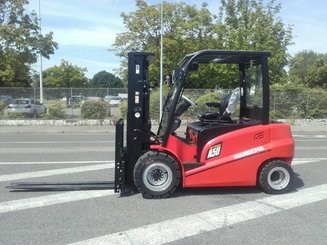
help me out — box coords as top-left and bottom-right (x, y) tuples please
(199, 92), (232, 123)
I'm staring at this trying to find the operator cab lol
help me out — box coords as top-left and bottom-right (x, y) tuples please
(157, 50), (271, 148)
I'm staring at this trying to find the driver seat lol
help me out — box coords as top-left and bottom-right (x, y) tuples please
(198, 92), (232, 123)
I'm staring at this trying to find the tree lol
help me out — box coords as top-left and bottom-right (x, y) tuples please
(215, 0), (293, 86)
(91, 70), (123, 88)
(306, 60), (327, 89)
(0, 0), (57, 87)
(289, 50), (327, 88)
(43, 60), (89, 87)
(111, 0), (293, 88)
(111, 0), (216, 87)
(43, 60), (89, 106)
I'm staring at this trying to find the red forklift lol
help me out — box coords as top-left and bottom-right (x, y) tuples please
(7, 50), (294, 198)
(115, 50), (295, 198)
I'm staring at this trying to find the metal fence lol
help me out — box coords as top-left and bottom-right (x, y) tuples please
(0, 87), (326, 120)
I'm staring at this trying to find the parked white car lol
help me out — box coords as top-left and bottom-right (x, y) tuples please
(104, 95), (122, 105)
(8, 98), (47, 117)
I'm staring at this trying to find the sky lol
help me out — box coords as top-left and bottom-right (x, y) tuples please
(26, 0), (327, 78)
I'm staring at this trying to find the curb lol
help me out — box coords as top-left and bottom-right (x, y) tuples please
(0, 119), (326, 133)
(0, 119), (117, 126)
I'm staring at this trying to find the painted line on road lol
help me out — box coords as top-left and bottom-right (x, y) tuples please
(0, 163), (114, 182)
(0, 147), (114, 154)
(0, 160), (114, 165)
(293, 134), (326, 138)
(0, 190), (115, 214)
(0, 140), (115, 144)
(0, 159), (323, 182)
(296, 146), (327, 150)
(292, 158), (327, 165)
(70, 183), (327, 245)
(295, 139), (327, 142)
(0, 158), (322, 166)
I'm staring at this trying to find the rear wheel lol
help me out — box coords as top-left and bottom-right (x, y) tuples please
(259, 160), (293, 194)
(134, 151), (181, 198)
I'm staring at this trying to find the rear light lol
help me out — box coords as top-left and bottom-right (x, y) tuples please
(186, 128), (198, 144)
(25, 105), (31, 108)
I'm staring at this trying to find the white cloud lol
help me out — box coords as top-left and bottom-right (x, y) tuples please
(51, 27), (117, 47)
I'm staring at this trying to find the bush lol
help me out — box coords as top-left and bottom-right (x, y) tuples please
(119, 101), (128, 119)
(48, 103), (66, 119)
(118, 87), (169, 121)
(306, 88), (327, 118)
(270, 87), (327, 119)
(149, 86), (170, 121)
(7, 112), (25, 119)
(119, 88), (223, 121)
(81, 100), (107, 119)
(0, 101), (5, 118)
(195, 91), (221, 112)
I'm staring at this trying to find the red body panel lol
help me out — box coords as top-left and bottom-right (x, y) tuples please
(151, 123), (294, 188)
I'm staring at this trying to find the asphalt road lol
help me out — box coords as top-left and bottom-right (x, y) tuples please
(0, 128), (326, 245)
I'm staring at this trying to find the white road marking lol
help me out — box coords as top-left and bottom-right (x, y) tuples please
(0, 190), (115, 214)
(0, 159), (323, 182)
(0, 147), (114, 154)
(0, 163), (114, 182)
(70, 183), (327, 245)
(293, 134), (306, 138)
(0, 140), (115, 144)
(0, 160), (114, 165)
(293, 134), (326, 138)
(293, 158), (327, 165)
(296, 146), (327, 150)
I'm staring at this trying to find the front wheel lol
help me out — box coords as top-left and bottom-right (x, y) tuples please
(134, 151), (181, 199)
(259, 160), (294, 194)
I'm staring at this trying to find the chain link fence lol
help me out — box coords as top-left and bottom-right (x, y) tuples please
(0, 87), (326, 120)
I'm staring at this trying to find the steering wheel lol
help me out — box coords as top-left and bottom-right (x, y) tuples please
(182, 95), (196, 107)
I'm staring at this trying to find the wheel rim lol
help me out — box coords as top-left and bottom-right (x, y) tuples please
(267, 166), (290, 190)
(143, 162), (173, 192)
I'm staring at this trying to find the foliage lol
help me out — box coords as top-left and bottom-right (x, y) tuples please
(81, 100), (107, 119)
(47, 102), (65, 119)
(111, 0), (216, 87)
(194, 91), (222, 113)
(91, 70), (123, 88)
(289, 50), (327, 88)
(7, 112), (25, 119)
(216, 0), (293, 85)
(270, 84), (327, 119)
(119, 101), (127, 119)
(0, 0), (57, 87)
(111, 0), (293, 88)
(306, 88), (327, 118)
(0, 101), (5, 117)
(119, 86), (168, 121)
(43, 60), (89, 88)
(149, 89), (161, 120)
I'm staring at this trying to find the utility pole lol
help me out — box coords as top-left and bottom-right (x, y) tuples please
(39, 0), (43, 103)
(159, 0), (164, 120)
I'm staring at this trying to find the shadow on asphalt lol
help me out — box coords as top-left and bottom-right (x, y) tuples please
(174, 171), (304, 198)
(6, 172), (304, 199)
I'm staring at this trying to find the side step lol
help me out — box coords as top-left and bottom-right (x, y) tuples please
(6, 181), (115, 191)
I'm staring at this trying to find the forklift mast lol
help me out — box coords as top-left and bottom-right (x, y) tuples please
(115, 52), (154, 192)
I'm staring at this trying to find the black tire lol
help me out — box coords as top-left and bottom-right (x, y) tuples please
(259, 160), (294, 194)
(133, 151), (181, 199)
